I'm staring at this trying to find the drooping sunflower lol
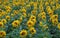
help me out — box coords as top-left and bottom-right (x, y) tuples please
(20, 30), (28, 37)
(43, 25), (48, 29)
(19, 16), (23, 22)
(39, 21), (43, 26)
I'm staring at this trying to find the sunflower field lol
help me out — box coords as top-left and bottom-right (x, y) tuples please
(0, 0), (60, 38)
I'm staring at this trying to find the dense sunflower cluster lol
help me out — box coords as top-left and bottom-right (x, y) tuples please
(0, 0), (60, 38)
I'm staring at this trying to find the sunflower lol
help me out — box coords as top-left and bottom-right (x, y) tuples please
(26, 4), (30, 8)
(1, 19), (7, 24)
(53, 14), (58, 19)
(12, 20), (20, 27)
(4, 0), (9, 2)
(55, 0), (59, 3)
(43, 25), (48, 29)
(22, 7), (26, 13)
(52, 6), (56, 11)
(30, 15), (36, 20)
(48, 10), (53, 16)
(5, 6), (11, 12)
(56, 3), (59, 8)
(20, 30), (27, 37)
(29, 16), (36, 25)
(33, 2), (38, 7)
(41, 11), (46, 16)
(27, 20), (34, 27)
(22, 13), (27, 18)
(14, 10), (19, 15)
(46, 6), (51, 11)
(19, 0), (25, 6)
(0, 0), (2, 4)
(29, 27), (36, 34)
(6, 16), (10, 20)
(50, 1), (54, 6)
(39, 21), (43, 26)
(0, 14), (2, 17)
(30, 19), (36, 24)
(31, 10), (36, 15)
(1, 11), (6, 16)
(0, 31), (6, 37)
(57, 23), (60, 30)
(41, 15), (46, 21)
(29, 2), (34, 6)
(11, 14), (14, 17)
(0, 22), (4, 27)
(45, 1), (49, 6)
(52, 19), (58, 25)
(13, 1), (20, 6)
(19, 17), (23, 22)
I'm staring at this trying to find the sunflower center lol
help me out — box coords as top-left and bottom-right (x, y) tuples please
(21, 32), (25, 35)
(15, 22), (18, 25)
(29, 23), (31, 25)
(0, 24), (2, 26)
(31, 30), (34, 32)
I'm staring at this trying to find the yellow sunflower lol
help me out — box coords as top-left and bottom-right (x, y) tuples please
(41, 11), (46, 16)
(20, 30), (27, 37)
(39, 21), (43, 26)
(6, 16), (10, 20)
(31, 10), (36, 15)
(30, 15), (36, 20)
(0, 0), (2, 4)
(14, 10), (19, 15)
(41, 15), (46, 21)
(19, 16), (23, 22)
(1, 19), (7, 24)
(57, 23), (60, 30)
(52, 6), (56, 11)
(45, 1), (49, 6)
(29, 27), (36, 34)
(22, 7), (26, 13)
(52, 19), (58, 25)
(0, 31), (6, 37)
(48, 10), (53, 17)
(53, 14), (58, 19)
(51, 14), (58, 19)
(27, 20), (34, 27)
(30, 19), (36, 24)
(43, 25), (48, 29)
(0, 22), (4, 27)
(5, 6), (11, 12)
(12, 20), (20, 27)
